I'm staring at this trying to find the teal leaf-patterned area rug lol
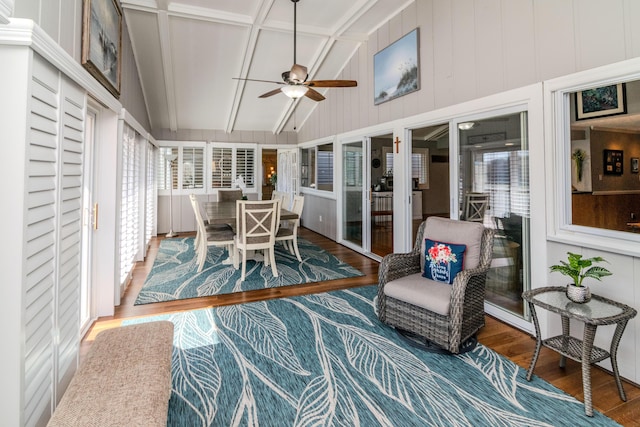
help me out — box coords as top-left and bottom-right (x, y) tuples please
(134, 237), (363, 305)
(125, 286), (619, 426)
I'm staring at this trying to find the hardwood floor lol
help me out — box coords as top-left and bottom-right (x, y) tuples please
(82, 228), (640, 426)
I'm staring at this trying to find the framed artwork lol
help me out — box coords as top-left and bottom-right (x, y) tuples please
(374, 28), (419, 105)
(576, 83), (626, 120)
(81, 0), (122, 98)
(603, 149), (623, 175)
(632, 158), (639, 173)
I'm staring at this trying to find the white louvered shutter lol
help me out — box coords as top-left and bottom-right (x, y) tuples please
(158, 146), (178, 190)
(236, 147), (255, 189)
(146, 143), (157, 244)
(182, 146), (204, 189)
(22, 57), (86, 426)
(119, 125), (141, 287)
(211, 146), (233, 188)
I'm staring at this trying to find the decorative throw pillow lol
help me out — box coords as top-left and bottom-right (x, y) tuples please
(422, 239), (466, 284)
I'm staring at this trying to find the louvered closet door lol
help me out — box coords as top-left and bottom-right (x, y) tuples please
(24, 55), (86, 426)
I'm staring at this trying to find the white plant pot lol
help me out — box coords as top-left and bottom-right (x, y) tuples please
(566, 284), (591, 304)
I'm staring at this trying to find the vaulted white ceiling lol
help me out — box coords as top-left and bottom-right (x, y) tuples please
(121, 0), (410, 135)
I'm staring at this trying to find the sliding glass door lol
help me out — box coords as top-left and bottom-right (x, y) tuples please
(457, 112), (530, 318)
(343, 141), (364, 248)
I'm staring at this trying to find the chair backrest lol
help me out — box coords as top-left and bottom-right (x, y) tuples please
(218, 189), (243, 202)
(189, 194), (208, 250)
(417, 217), (490, 274)
(463, 192), (489, 222)
(271, 190), (291, 210)
(289, 195), (305, 226)
(236, 199), (280, 249)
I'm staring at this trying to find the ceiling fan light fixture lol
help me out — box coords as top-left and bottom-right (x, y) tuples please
(281, 85), (309, 99)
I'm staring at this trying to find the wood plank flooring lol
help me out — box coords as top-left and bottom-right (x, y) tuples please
(81, 228), (640, 426)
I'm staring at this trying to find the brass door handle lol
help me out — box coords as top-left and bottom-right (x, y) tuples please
(93, 203), (98, 230)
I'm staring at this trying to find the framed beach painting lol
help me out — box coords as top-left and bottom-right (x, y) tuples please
(81, 0), (122, 98)
(575, 83), (626, 120)
(374, 28), (419, 105)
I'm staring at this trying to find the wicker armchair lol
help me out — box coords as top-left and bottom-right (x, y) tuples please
(377, 217), (494, 353)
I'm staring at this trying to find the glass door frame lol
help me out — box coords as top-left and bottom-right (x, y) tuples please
(452, 106), (534, 332)
(339, 137), (373, 256)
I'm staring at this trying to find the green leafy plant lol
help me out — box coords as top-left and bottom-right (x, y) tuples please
(549, 252), (612, 287)
(572, 148), (587, 181)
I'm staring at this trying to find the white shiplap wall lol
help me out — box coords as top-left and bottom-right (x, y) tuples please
(299, 0), (640, 142)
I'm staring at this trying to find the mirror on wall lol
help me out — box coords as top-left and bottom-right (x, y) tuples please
(568, 79), (640, 233)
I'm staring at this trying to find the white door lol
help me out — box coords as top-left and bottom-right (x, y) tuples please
(277, 148), (298, 207)
(80, 108), (97, 334)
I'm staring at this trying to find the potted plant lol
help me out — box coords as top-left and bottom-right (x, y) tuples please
(549, 252), (612, 303)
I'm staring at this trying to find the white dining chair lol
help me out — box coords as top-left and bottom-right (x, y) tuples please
(271, 190), (291, 211)
(234, 199), (280, 281)
(275, 195), (305, 262)
(218, 189), (243, 202)
(189, 194), (232, 249)
(463, 192), (489, 223)
(190, 194), (236, 272)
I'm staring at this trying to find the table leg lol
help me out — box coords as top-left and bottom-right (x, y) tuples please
(559, 315), (570, 368)
(581, 324), (597, 417)
(526, 302), (542, 381)
(610, 319), (630, 402)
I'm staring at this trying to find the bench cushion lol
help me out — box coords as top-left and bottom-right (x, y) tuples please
(383, 273), (452, 316)
(48, 321), (174, 427)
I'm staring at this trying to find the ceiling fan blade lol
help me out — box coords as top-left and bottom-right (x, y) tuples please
(304, 87), (325, 102)
(305, 80), (358, 88)
(259, 88), (284, 98)
(289, 64), (308, 83)
(233, 77), (284, 85)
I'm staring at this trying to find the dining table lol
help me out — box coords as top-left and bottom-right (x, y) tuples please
(203, 200), (299, 264)
(203, 201), (298, 225)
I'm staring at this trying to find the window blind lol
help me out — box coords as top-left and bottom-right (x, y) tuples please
(146, 143), (156, 245)
(158, 147), (178, 190)
(182, 146), (204, 189)
(211, 147), (233, 188)
(236, 148), (255, 188)
(119, 125), (141, 286)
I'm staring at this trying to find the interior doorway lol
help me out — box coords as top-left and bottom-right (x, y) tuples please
(408, 124), (451, 238)
(262, 149), (277, 200)
(370, 134), (394, 257)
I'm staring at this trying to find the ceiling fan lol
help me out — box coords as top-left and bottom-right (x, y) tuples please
(233, 0), (357, 101)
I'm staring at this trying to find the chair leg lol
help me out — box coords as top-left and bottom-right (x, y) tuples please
(233, 245), (239, 269)
(292, 237), (302, 262)
(240, 250), (247, 282)
(269, 248), (278, 277)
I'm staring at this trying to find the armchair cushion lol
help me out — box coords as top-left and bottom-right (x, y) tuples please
(423, 239), (466, 284)
(420, 217), (484, 273)
(383, 273), (452, 316)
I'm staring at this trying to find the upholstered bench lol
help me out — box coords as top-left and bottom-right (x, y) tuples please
(47, 321), (174, 427)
